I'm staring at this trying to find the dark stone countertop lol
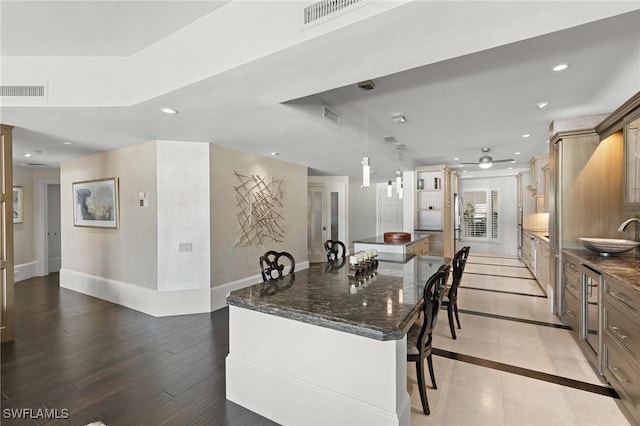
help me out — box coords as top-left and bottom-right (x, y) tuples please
(226, 256), (450, 341)
(353, 233), (430, 246)
(563, 248), (640, 288)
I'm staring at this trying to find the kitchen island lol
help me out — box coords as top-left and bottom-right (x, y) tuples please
(353, 233), (430, 257)
(226, 255), (448, 425)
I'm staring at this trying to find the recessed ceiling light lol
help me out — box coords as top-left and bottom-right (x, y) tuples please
(453, 157), (459, 161)
(392, 114), (406, 123)
(547, 139), (550, 143)
(58, 140), (73, 145)
(160, 107), (179, 114)
(24, 153), (31, 158)
(552, 63), (569, 72)
(510, 160), (516, 164)
(462, 170), (467, 173)
(522, 134), (530, 138)
(459, 164), (464, 168)
(535, 101), (549, 109)
(508, 167), (513, 170)
(514, 151), (521, 155)
(270, 152), (279, 156)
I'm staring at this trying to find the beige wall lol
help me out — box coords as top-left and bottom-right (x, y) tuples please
(61, 142), (159, 289)
(13, 166), (60, 266)
(209, 144), (308, 287)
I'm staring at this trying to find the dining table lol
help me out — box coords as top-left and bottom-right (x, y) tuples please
(225, 254), (449, 426)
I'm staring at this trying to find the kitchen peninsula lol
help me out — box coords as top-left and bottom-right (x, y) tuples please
(353, 233), (430, 258)
(225, 256), (448, 426)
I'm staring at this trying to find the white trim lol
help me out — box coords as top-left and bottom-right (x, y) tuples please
(60, 262), (310, 316)
(35, 177), (60, 277)
(14, 261), (37, 282)
(60, 268), (211, 317)
(210, 261), (310, 311)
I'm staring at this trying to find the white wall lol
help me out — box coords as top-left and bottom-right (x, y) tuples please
(156, 141), (211, 291)
(58, 140), (310, 315)
(459, 175), (518, 257)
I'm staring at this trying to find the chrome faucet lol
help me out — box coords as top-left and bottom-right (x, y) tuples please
(618, 217), (640, 245)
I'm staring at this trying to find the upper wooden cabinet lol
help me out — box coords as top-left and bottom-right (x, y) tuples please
(527, 155), (548, 195)
(595, 92), (640, 211)
(624, 110), (640, 209)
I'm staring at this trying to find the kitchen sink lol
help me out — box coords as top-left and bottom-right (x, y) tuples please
(579, 237), (640, 256)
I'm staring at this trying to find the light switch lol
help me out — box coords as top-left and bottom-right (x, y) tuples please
(139, 192), (147, 207)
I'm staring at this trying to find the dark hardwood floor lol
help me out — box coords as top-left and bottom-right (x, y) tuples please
(1, 274), (278, 426)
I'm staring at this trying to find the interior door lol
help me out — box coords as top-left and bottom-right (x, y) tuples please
(308, 183), (346, 263)
(1, 124), (15, 342)
(47, 184), (61, 274)
(308, 186), (328, 263)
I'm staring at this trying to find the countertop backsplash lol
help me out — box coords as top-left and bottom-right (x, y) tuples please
(524, 212), (549, 232)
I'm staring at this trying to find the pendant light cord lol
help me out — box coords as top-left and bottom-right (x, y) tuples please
(364, 90), (368, 157)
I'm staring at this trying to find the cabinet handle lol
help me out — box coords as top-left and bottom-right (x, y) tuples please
(609, 291), (633, 304)
(612, 367), (630, 383)
(611, 326), (629, 340)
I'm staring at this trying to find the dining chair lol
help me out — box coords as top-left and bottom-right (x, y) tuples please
(324, 240), (346, 261)
(442, 246), (470, 339)
(259, 250), (295, 282)
(407, 264), (450, 415)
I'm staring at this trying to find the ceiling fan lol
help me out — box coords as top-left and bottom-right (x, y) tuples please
(460, 148), (514, 169)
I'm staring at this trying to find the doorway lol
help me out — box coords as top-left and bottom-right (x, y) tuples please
(36, 178), (61, 276)
(307, 182), (347, 263)
(47, 184), (61, 273)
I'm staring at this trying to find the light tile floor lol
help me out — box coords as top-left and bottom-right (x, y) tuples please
(408, 253), (632, 426)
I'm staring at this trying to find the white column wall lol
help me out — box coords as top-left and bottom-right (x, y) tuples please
(156, 140), (211, 292)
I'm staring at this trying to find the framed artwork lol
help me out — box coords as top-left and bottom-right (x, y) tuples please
(73, 177), (119, 228)
(13, 186), (23, 224)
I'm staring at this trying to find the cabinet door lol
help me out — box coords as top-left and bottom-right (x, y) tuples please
(624, 111), (640, 209)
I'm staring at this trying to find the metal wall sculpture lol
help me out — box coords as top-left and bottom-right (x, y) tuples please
(234, 171), (285, 247)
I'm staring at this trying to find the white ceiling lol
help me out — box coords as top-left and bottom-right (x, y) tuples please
(1, 1), (639, 179)
(0, 1), (229, 56)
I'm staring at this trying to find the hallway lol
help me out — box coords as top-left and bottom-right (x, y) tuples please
(408, 253), (629, 425)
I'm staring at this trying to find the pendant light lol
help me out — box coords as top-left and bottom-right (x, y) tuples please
(398, 183), (404, 199)
(387, 180), (393, 197)
(358, 80), (375, 187)
(396, 170), (402, 193)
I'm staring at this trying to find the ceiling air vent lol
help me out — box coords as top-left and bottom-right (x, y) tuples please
(384, 136), (397, 143)
(304, 0), (362, 25)
(322, 106), (341, 126)
(0, 84), (47, 98)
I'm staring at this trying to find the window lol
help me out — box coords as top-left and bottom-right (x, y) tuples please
(463, 190), (499, 239)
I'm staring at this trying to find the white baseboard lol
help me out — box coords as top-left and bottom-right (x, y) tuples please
(14, 261), (37, 282)
(210, 261), (310, 312)
(60, 261), (310, 316)
(60, 268), (211, 317)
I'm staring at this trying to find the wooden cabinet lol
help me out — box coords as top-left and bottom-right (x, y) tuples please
(603, 274), (640, 423)
(624, 109), (640, 209)
(414, 165), (453, 257)
(527, 156), (548, 195)
(535, 237), (550, 290)
(522, 230), (534, 271)
(542, 162), (550, 212)
(562, 254), (582, 339)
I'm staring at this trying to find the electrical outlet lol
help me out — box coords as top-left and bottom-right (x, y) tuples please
(178, 242), (193, 253)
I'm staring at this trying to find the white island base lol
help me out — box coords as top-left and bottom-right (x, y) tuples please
(226, 306), (411, 425)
